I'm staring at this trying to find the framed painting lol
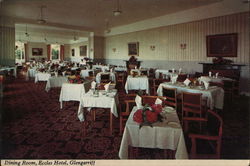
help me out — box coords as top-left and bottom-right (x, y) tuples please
(206, 33), (237, 57)
(80, 45), (87, 56)
(128, 42), (139, 56)
(32, 48), (43, 56)
(71, 49), (75, 57)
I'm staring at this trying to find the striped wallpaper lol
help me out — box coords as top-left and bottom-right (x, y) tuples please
(104, 12), (249, 64)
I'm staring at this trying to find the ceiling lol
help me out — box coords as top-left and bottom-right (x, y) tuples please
(1, 0), (222, 33)
(15, 24), (89, 44)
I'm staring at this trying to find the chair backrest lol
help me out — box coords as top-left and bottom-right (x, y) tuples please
(140, 70), (148, 76)
(100, 73), (110, 83)
(141, 95), (165, 106)
(182, 92), (202, 113)
(88, 70), (94, 77)
(177, 74), (187, 82)
(162, 87), (177, 108)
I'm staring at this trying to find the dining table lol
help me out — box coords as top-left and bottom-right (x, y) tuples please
(95, 72), (116, 84)
(198, 76), (233, 83)
(34, 72), (51, 83)
(45, 76), (68, 92)
(125, 75), (149, 94)
(157, 82), (224, 110)
(77, 89), (119, 135)
(80, 69), (94, 78)
(119, 106), (188, 159)
(0, 66), (17, 77)
(59, 81), (91, 109)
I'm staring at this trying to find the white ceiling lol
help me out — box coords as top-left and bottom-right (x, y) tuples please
(15, 24), (89, 44)
(1, 0), (247, 44)
(1, 0), (222, 32)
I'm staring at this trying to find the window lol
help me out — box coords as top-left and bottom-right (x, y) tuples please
(15, 41), (25, 63)
(51, 44), (60, 60)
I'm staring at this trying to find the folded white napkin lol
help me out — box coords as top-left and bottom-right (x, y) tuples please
(155, 98), (162, 105)
(203, 81), (210, 90)
(209, 71), (212, 77)
(178, 68), (182, 74)
(101, 68), (105, 72)
(110, 68), (113, 73)
(184, 78), (191, 86)
(172, 68), (175, 73)
(215, 72), (219, 78)
(171, 75), (178, 84)
(139, 66), (142, 69)
(62, 71), (66, 76)
(135, 66), (137, 69)
(55, 72), (58, 77)
(135, 95), (142, 109)
(91, 81), (97, 90)
(104, 82), (111, 92)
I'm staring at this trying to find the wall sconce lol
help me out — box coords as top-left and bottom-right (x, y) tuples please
(180, 43), (187, 50)
(150, 45), (155, 51)
(112, 48), (116, 52)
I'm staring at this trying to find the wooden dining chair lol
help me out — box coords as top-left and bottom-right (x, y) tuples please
(140, 70), (148, 76)
(177, 74), (187, 82)
(119, 93), (137, 135)
(141, 95), (166, 106)
(152, 78), (164, 96)
(162, 87), (179, 109)
(188, 110), (223, 159)
(182, 92), (208, 132)
(100, 73), (111, 83)
(116, 71), (126, 88)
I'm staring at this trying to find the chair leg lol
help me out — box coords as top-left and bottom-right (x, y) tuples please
(120, 117), (123, 135)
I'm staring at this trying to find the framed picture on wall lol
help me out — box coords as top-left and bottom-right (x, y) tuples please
(128, 42), (139, 56)
(80, 45), (87, 56)
(206, 33), (238, 57)
(71, 49), (75, 56)
(32, 48), (43, 56)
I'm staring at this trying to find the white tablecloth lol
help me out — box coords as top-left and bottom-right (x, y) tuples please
(157, 82), (224, 109)
(125, 75), (149, 94)
(59, 81), (91, 109)
(80, 69), (94, 78)
(45, 76), (68, 92)
(199, 76), (233, 83)
(96, 72), (116, 83)
(93, 65), (110, 72)
(34, 73), (51, 83)
(114, 67), (127, 72)
(119, 106), (188, 159)
(155, 69), (179, 79)
(77, 90), (118, 122)
(0, 67), (17, 77)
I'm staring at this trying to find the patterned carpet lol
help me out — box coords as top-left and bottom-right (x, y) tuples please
(0, 73), (249, 159)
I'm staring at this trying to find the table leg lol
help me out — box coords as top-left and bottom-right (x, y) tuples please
(60, 101), (63, 109)
(110, 110), (113, 135)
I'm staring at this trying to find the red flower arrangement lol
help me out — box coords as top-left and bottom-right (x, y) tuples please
(133, 104), (163, 128)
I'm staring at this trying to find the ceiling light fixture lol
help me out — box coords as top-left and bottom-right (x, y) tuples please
(73, 32), (78, 41)
(113, 0), (122, 16)
(37, 5), (47, 24)
(25, 24), (29, 37)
